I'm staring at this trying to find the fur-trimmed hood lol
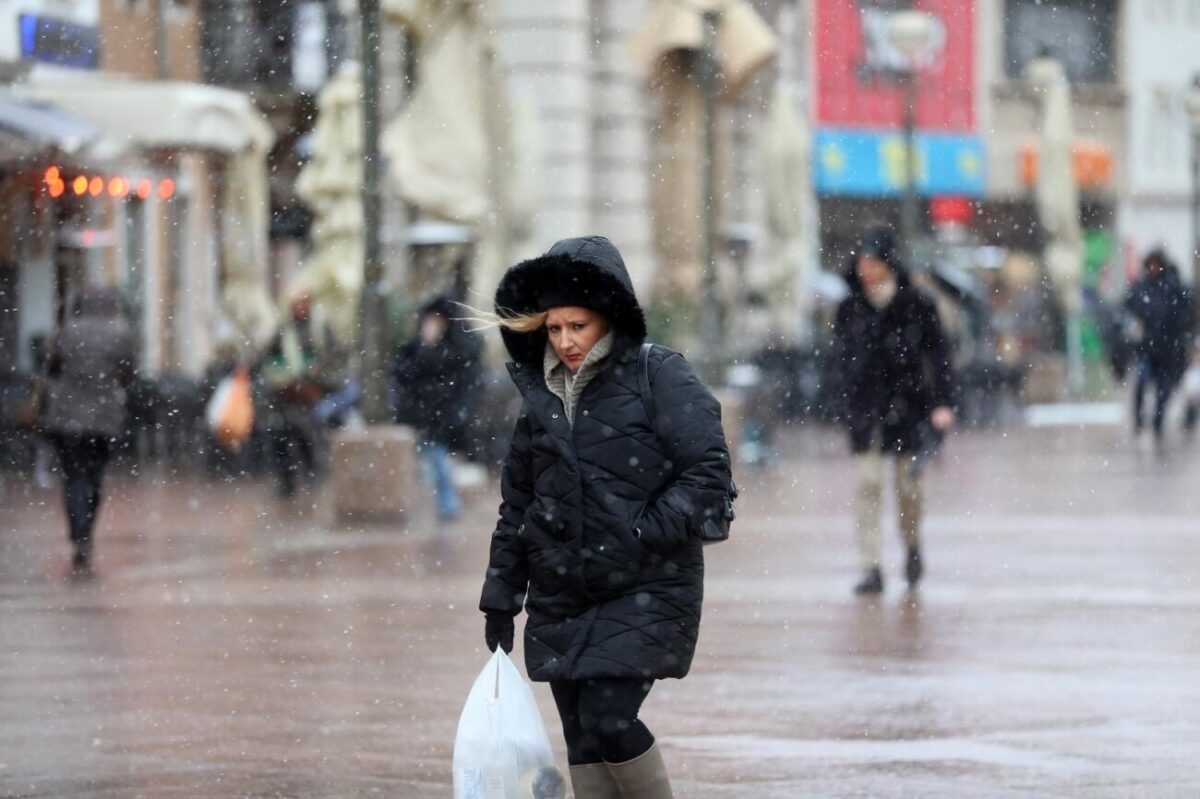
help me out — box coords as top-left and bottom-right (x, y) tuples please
(494, 235), (648, 364)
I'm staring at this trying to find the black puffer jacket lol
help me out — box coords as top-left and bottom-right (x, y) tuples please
(480, 236), (732, 682)
(831, 231), (955, 454)
(392, 296), (484, 449)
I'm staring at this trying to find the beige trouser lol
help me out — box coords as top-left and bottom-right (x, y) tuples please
(855, 450), (923, 569)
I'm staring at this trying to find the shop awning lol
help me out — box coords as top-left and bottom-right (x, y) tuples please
(14, 75), (273, 155)
(0, 95), (100, 161)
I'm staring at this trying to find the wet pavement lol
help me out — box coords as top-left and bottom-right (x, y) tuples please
(2, 425), (1199, 798)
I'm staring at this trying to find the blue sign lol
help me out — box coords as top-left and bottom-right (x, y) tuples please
(20, 14), (100, 70)
(814, 129), (986, 197)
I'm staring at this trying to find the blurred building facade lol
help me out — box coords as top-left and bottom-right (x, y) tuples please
(1119, 0), (1200, 280)
(9, 0), (1200, 384)
(493, 0), (658, 289)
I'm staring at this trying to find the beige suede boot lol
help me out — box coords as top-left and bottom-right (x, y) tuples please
(569, 762), (620, 799)
(607, 742), (674, 798)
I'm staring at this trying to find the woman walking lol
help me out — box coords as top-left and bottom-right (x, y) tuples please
(478, 236), (732, 798)
(41, 287), (135, 572)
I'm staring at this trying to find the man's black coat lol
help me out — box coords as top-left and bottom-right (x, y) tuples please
(831, 236), (956, 454)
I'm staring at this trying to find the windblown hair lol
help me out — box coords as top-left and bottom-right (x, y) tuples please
(454, 303), (548, 334)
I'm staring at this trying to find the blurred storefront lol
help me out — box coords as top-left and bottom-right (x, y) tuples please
(0, 95), (100, 375)
(1, 0), (274, 380)
(7, 72), (274, 378)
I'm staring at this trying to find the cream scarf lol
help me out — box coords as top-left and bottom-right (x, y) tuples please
(543, 331), (615, 428)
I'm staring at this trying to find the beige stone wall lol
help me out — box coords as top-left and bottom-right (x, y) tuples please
(494, 0), (656, 290)
(100, 0), (200, 80)
(491, 0), (786, 327)
(588, 0), (655, 292)
(976, 0), (1126, 204)
(496, 0), (593, 243)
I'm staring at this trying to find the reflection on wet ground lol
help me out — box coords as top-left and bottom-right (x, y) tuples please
(1, 426), (1198, 797)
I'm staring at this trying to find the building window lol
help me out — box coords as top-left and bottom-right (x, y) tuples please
(1146, 91), (1176, 172)
(1004, 0), (1118, 84)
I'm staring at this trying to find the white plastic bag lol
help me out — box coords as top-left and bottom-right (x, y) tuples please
(453, 650), (565, 799)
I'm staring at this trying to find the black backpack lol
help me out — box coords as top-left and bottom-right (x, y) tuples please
(637, 343), (736, 545)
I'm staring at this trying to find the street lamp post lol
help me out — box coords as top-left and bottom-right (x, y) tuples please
(886, 11), (937, 260)
(358, 0), (389, 423)
(1185, 75), (1200, 287)
(699, 8), (722, 384)
(900, 67), (919, 260)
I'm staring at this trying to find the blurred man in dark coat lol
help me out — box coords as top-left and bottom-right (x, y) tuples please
(391, 296), (484, 519)
(831, 228), (956, 596)
(1124, 249), (1193, 441)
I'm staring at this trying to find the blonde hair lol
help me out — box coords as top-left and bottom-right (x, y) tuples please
(454, 303), (548, 334)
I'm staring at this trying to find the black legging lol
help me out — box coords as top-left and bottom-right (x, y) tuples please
(272, 419), (316, 493)
(1134, 360), (1180, 436)
(54, 435), (112, 549)
(550, 678), (655, 766)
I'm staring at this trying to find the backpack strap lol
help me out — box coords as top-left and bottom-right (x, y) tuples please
(638, 342), (656, 431)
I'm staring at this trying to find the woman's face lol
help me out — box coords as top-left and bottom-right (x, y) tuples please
(856, 253), (893, 290)
(545, 306), (609, 373)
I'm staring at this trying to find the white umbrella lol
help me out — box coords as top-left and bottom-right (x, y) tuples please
(382, 0), (537, 304)
(762, 85), (815, 345)
(1026, 57), (1084, 315)
(221, 139), (278, 352)
(286, 64), (365, 343)
(1026, 56), (1085, 394)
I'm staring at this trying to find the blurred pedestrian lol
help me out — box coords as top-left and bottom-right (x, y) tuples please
(391, 295), (484, 521)
(831, 228), (956, 596)
(1124, 249), (1193, 442)
(260, 296), (334, 497)
(40, 287), (135, 572)
(477, 236), (732, 798)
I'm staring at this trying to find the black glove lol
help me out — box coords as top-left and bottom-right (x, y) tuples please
(485, 612), (515, 654)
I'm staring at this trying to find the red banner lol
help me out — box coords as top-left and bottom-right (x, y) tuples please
(814, 0), (976, 132)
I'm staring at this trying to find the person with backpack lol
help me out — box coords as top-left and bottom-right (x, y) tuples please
(831, 227), (956, 596)
(476, 235), (733, 799)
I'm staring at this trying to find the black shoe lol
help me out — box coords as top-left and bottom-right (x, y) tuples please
(70, 545), (92, 574)
(905, 548), (924, 588)
(854, 567), (883, 596)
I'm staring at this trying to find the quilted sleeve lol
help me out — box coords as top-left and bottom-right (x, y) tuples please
(479, 405), (534, 615)
(635, 352), (733, 553)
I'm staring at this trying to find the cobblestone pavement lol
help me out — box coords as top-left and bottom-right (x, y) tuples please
(1, 425), (1198, 797)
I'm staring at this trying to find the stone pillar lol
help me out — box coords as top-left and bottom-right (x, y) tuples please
(590, 0), (656, 292)
(331, 425), (420, 523)
(496, 0), (593, 244)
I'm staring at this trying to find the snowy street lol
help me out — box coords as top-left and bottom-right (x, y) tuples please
(2, 426), (1198, 797)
